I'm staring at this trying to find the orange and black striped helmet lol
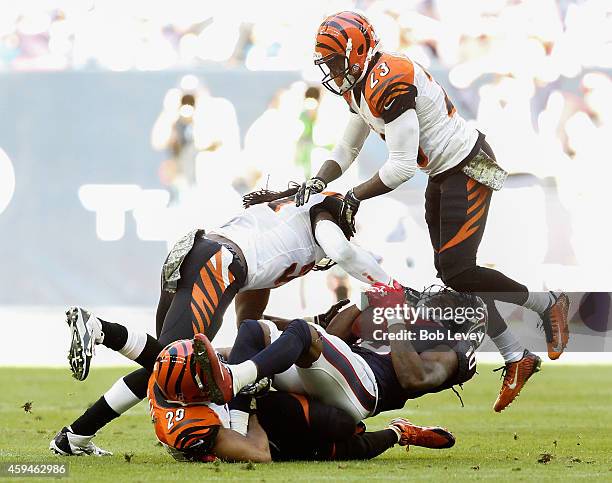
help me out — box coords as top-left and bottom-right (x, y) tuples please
(153, 338), (208, 404)
(314, 11), (380, 95)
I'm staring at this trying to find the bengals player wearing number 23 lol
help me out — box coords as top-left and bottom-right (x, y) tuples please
(295, 11), (570, 412)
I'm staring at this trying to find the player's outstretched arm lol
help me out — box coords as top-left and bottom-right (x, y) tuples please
(213, 415), (271, 463)
(313, 211), (392, 285)
(296, 114), (369, 206)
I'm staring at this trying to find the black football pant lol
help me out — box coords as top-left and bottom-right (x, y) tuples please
(70, 238), (246, 435)
(424, 140), (529, 337)
(123, 236), (247, 398)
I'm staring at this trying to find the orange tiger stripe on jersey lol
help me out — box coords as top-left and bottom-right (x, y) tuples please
(364, 54), (414, 118)
(439, 180), (490, 253)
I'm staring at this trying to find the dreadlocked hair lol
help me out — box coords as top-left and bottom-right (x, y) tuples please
(242, 182), (301, 209)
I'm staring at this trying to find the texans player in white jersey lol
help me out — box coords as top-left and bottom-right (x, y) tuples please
(51, 187), (397, 456)
(295, 11), (570, 412)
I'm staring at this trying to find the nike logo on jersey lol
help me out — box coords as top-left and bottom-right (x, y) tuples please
(383, 99), (396, 111)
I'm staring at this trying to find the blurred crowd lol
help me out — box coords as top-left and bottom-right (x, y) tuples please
(0, 1), (609, 74)
(3, 0), (611, 295)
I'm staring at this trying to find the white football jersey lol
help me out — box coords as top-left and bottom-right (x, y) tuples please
(343, 51), (478, 177)
(210, 193), (332, 290)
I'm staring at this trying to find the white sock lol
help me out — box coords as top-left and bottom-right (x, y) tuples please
(229, 409), (249, 436)
(104, 378), (141, 414)
(118, 331), (148, 361)
(491, 328), (525, 364)
(229, 361), (257, 395)
(91, 316), (105, 344)
(523, 292), (554, 315)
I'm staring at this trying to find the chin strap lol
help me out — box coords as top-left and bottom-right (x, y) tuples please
(355, 41), (381, 85)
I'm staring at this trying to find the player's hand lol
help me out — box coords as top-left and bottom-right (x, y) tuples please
(295, 177), (327, 206)
(364, 281), (406, 310)
(339, 189), (360, 236)
(238, 377), (272, 398)
(314, 299), (350, 328)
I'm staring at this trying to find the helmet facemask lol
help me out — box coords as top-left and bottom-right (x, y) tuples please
(315, 39), (359, 95)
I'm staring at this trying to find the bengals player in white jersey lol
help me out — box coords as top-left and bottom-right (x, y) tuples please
(295, 11), (570, 412)
(51, 186), (397, 456)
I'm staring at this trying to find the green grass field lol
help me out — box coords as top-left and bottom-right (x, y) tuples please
(0, 365), (611, 481)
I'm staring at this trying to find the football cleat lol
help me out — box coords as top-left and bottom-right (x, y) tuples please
(493, 349), (541, 412)
(49, 426), (112, 456)
(66, 306), (104, 381)
(388, 418), (455, 449)
(540, 293), (570, 360)
(192, 333), (234, 405)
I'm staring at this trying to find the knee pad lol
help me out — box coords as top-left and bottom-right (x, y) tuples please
(285, 319), (313, 347)
(238, 319), (265, 340)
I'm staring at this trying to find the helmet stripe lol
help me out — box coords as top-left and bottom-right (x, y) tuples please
(318, 32), (345, 51)
(174, 341), (189, 399)
(335, 14), (371, 56)
(336, 14), (363, 29)
(316, 42), (339, 54)
(323, 20), (349, 41)
(163, 345), (178, 395)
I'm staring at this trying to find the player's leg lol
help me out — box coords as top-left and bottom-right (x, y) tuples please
(158, 237), (246, 345)
(200, 319), (378, 420)
(52, 237), (246, 455)
(425, 170), (544, 410)
(52, 310), (164, 455)
(255, 391), (358, 460)
(435, 145), (569, 359)
(259, 392), (452, 460)
(66, 306), (162, 381)
(294, 328), (377, 422)
(224, 319), (316, 398)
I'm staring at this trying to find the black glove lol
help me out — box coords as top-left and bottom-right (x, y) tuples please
(339, 189), (360, 237)
(295, 177), (327, 207)
(314, 299), (350, 329)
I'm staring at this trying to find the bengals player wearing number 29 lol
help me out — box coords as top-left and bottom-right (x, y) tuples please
(295, 11), (570, 412)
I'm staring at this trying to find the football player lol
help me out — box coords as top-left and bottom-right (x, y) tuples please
(192, 283), (483, 431)
(295, 11), (570, 411)
(52, 303), (455, 462)
(51, 188), (398, 456)
(149, 339), (455, 463)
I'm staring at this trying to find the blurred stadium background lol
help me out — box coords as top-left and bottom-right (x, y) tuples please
(1, 0), (612, 366)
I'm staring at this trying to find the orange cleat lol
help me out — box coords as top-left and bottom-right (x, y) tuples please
(493, 350), (541, 412)
(540, 293), (570, 360)
(388, 418), (455, 449)
(192, 333), (234, 405)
